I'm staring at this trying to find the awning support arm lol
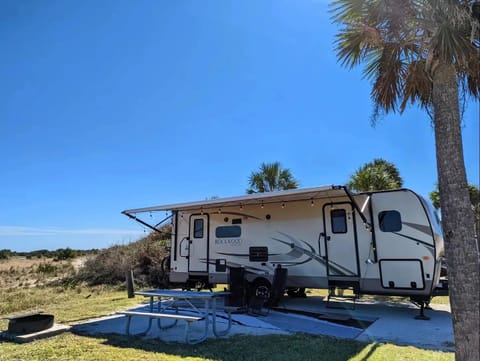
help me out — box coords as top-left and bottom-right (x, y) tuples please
(122, 211), (172, 235)
(342, 186), (371, 229)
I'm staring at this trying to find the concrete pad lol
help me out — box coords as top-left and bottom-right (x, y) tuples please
(72, 297), (453, 351)
(354, 303), (453, 351)
(72, 311), (288, 343)
(278, 296), (453, 351)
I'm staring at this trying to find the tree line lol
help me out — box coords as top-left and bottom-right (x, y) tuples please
(0, 248), (99, 261)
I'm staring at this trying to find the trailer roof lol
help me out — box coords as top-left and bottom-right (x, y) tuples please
(122, 185), (350, 214)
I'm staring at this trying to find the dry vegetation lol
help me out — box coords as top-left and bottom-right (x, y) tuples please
(0, 231), (170, 294)
(0, 257), (76, 289)
(0, 231), (171, 328)
(76, 231), (170, 287)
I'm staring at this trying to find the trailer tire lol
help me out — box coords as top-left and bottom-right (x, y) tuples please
(251, 278), (272, 300)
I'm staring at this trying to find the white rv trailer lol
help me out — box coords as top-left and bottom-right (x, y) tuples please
(123, 185), (445, 304)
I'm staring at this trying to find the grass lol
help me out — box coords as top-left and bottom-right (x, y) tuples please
(0, 330), (454, 361)
(0, 286), (140, 330)
(0, 257), (454, 361)
(0, 286), (454, 361)
(0, 257), (140, 330)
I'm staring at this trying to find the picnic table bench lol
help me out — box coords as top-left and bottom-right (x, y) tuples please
(117, 289), (231, 344)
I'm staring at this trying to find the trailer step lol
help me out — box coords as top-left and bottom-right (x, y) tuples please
(326, 281), (360, 310)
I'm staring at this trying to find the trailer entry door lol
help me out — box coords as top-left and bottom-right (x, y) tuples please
(188, 215), (209, 272)
(324, 203), (359, 277)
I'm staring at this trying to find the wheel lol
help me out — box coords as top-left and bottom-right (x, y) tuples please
(251, 278), (272, 300)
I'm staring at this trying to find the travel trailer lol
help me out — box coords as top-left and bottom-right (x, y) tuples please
(123, 185), (447, 309)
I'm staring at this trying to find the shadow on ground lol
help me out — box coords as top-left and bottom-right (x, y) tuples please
(71, 296), (454, 355)
(71, 330), (371, 361)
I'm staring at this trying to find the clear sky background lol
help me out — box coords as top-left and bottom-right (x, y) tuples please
(1, 0), (479, 251)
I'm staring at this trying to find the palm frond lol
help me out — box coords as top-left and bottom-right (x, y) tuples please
(331, 0), (480, 116)
(400, 60), (433, 112)
(370, 43), (406, 112)
(330, 0), (371, 24)
(335, 27), (378, 68)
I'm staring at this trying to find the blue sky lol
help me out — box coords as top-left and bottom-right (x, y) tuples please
(1, 0), (478, 251)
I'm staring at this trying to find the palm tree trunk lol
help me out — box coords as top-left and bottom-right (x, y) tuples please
(432, 63), (480, 361)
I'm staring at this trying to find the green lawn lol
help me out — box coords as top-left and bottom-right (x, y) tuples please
(0, 332), (454, 361)
(0, 285), (454, 361)
(0, 286), (140, 327)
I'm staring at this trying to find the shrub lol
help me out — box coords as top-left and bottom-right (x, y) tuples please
(0, 249), (11, 260)
(37, 263), (57, 274)
(76, 231), (170, 287)
(54, 248), (76, 261)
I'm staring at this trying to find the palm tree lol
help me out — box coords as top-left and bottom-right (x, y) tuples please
(246, 162), (298, 194)
(348, 158), (403, 192)
(331, 1), (480, 359)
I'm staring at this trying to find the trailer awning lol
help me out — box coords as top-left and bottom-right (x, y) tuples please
(123, 185), (371, 234)
(122, 185), (350, 214)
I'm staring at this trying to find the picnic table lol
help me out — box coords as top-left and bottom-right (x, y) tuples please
(117, 289), (231, 344)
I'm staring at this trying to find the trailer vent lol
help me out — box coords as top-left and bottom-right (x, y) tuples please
(249, 247), (268, 262)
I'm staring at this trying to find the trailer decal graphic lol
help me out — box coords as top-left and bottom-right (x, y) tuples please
(213, 232), (321, 268)
(392, 232), (435, 256)
(273, 232), (355, 276)
(402, 222), (433, 236)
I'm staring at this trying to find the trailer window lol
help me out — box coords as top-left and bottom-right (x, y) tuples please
(379, 210), (402, 232)
(331, 209), (347, 233)
(215, 226), (241, 238)
(193, 219), (204, 238)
